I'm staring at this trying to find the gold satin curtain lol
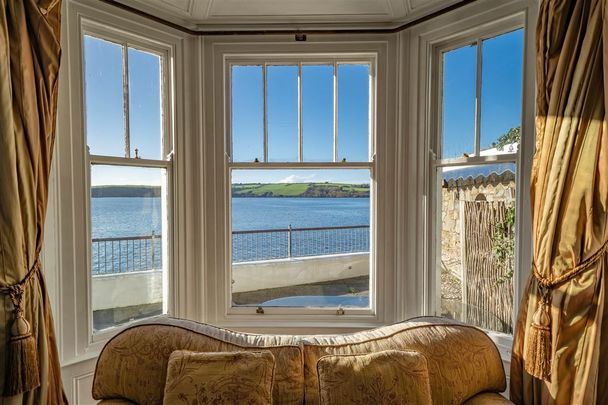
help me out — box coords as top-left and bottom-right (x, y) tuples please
(0, 0), (66, 403)
(511, 0), (608, 403)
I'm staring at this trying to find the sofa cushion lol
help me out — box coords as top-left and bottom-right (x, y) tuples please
(302, 317), (506, 405)
(463, 392), (514, 404)
(93, 317), (304, 405)
(316, 350), (432, 405)
(163, 350), (275, 405)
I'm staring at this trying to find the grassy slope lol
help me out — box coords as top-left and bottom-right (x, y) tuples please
(232, 183), (369, 197)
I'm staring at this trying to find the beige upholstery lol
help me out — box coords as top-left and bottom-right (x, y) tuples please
(163, 350), (275, 405)
(93, 316), (511, 404)
(317, 350), (432, 404)
(463, 392), (514, 404)
(302, 317), (506, 404)
(93, 317), (303, 405)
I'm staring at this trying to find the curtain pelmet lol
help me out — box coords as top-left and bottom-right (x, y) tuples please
(511, 0), (608, 403)
(0, 0), (65, 403)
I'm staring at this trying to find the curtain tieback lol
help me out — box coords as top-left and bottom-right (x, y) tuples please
(0, 259), (41, 397)
(526, 239), (608, 382)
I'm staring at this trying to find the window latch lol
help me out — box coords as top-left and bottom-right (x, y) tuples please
(256, 306), (265, 314)
(336, 307), (345, 316)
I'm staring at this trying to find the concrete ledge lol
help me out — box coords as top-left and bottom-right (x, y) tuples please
(92, 270), (163, 311)
(91, 253), (369, 311)
(232, 253), (369, 293)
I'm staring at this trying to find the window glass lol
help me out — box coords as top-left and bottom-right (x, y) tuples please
(128, 48), (163, 159)
(90, 165), (167, 331)
(441, 44), (477, 159)
(231, 169), (371, 308)
(302, 65), (334, 162)
(268, 65), (298, 162)
(231, 65), (264, 162)
(438, 163), (516, 334)
(338, 64), (370, 162)
(83, 36), (125, 157)
(480, 29), (524, 153)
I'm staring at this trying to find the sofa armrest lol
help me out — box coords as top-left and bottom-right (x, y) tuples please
(464, 392), (514, 404)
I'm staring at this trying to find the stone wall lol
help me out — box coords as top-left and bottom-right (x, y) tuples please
(441, 171), (516, 282)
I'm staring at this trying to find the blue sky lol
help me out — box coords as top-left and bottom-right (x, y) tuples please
(442, 29), (523, 158)
(85, 28), (523, 186)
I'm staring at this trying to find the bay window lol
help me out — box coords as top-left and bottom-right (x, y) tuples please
(82, 30), (172, 334)
(227, 57), (376, 315)
(432, 28), (525, 335)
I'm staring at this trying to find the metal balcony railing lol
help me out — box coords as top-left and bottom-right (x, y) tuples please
(232, 224), (370, 263)
(92, 233), (162, 275)
(92, 225), (370, 274)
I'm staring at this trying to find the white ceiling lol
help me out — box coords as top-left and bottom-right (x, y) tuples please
(115, 0), (464, 31)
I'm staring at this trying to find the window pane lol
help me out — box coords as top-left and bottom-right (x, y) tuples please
(128, 48), (163, 159)
(84, 36), (125, 157)
(480, 29), (524, 154)
(338, 64), (370, 162)
(441, 44), (477, 159)
(231, 65), (264, 162)
(90, 165), (167, 332)
(231, 169), (371, 308)
(438, 163), (515, 334)
(268, 65), (298, 162)
(302, 65), (334, 162)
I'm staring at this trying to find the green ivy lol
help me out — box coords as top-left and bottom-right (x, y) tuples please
(491, 126), (520, 151)
(493, 204), (515, 284)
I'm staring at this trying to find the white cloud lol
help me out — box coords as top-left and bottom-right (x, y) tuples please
(277, 174), (317, 183)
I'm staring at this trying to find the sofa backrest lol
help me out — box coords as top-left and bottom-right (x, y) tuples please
(93, 316), (505, 405)
(92, 317), (304, 405)
(301, 317), (506, 405)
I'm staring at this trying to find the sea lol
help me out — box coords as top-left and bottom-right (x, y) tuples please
(91, 197), (370, 273)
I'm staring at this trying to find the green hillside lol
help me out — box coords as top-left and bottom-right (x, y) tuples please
(232, 183), (369, 198)
(92, 185), (160, 198)
(91, 183), (370, 198)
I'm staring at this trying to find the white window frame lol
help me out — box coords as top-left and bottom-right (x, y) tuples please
(53, 0), (187, 365)
(422, 10), (535, 358)
(202, 38), (398, 329)
(225, 55), (377, 317)
(81, 23), (175, 342)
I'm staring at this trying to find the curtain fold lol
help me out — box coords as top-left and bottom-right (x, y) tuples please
(0, 0), (66, 403)
(511, 0), (608, 403)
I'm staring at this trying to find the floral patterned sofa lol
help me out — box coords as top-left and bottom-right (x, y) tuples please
(92, 316), (513, 404)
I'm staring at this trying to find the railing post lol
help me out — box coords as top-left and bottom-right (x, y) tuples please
(151, 230), (156, 269)
(288, 224), (292, 258)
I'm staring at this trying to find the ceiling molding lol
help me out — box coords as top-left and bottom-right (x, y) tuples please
(98, 0), (478, 35)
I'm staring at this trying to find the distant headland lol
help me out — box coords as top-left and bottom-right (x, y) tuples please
(92, 183), (370, 198)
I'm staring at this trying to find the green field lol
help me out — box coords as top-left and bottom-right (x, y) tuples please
(92, 185), (160, 198)
(232, 183), (369, 198)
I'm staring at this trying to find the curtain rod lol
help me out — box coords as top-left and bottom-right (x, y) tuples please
(98, 0), (479, 36)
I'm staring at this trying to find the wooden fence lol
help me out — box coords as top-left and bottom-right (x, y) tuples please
(462, 200), (514, 334)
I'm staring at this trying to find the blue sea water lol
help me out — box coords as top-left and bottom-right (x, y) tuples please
(231, 197), (370, 231)
(92, 197), (370, 236)
(92, 197), (163, 238)
(91, 197), (370, 273)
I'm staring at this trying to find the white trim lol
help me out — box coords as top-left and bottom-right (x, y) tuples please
(224, 53), (378, 316)
(202, 36), (396, 328)
(81, 25), (175, 341)
(53, 0), (188, 369)
(402, 0), (538, 366)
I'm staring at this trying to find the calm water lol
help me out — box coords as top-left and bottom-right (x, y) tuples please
(91, 197), (370, 272)
(92, 197), (370, 236)
(232, 197), (369, 230)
